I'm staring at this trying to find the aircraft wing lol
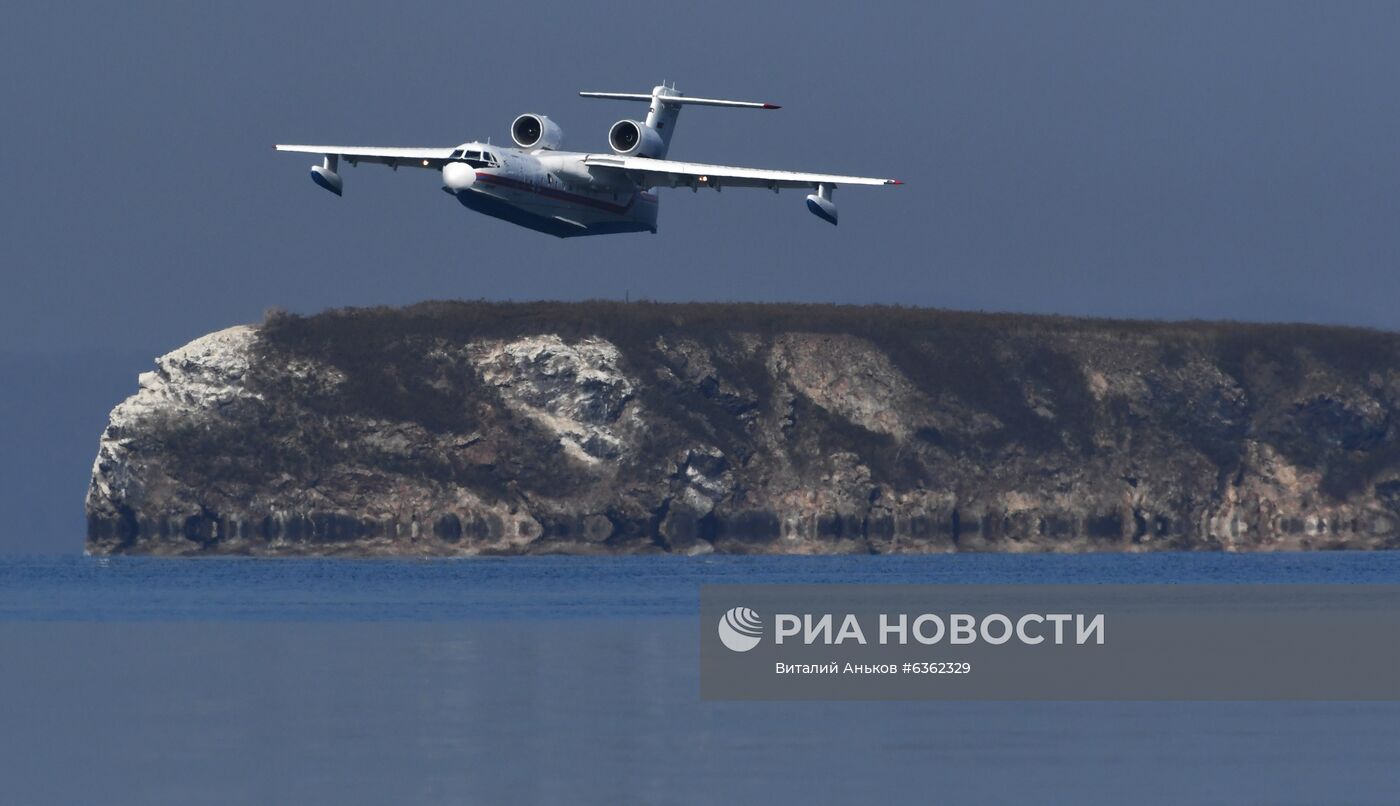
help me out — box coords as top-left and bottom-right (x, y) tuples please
(582, 154), (902, 190)
(274, 144), (455, 169)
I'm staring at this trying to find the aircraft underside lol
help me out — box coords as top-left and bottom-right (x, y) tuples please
(452, 179), (658, 238)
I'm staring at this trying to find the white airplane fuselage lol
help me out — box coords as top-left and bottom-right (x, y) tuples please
(279, 83), (901, 237)
(438, 144), (659, 238)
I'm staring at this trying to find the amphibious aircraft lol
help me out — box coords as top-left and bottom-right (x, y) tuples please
(275, 83), (901, 237)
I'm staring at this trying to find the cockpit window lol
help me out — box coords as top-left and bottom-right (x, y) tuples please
(453, 148), (499, 168)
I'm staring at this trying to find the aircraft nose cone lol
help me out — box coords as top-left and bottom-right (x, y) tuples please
(442, 161), (477, 192)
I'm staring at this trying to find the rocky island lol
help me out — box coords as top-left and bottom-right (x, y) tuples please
(86, 301), (1400, 555)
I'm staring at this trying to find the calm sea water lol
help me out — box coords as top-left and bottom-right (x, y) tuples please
(2, 552), (1398, 804)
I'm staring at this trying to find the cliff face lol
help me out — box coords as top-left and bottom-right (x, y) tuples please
(86, 302), (1400, 555)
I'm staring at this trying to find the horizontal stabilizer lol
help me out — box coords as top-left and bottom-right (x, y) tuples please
(579, 91), (779, 109)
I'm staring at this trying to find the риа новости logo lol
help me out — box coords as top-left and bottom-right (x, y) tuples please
(718, 606), (764, 652)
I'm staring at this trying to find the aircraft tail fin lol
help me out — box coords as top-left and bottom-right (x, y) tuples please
(579, 84), (778, 159)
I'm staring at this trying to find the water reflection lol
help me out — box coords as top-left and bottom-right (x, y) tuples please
(2, 621), (1397, 804)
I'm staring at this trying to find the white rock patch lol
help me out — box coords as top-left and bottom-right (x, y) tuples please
(109, 325), (261, 427)
(470, 335), (639, 463)
(90, 325), (262, 506)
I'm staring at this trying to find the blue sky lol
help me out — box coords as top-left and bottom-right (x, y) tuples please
(5, 1), (1400, 551)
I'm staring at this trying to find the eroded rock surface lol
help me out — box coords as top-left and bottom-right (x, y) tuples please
(86, 301), (1400, 555)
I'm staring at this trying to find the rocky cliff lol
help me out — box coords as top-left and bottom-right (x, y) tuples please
(86, 301), (1400, 555)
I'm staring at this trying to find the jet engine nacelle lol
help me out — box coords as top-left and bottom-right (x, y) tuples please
(607, 119), (665, 158)
(511, 114), (564, 150)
